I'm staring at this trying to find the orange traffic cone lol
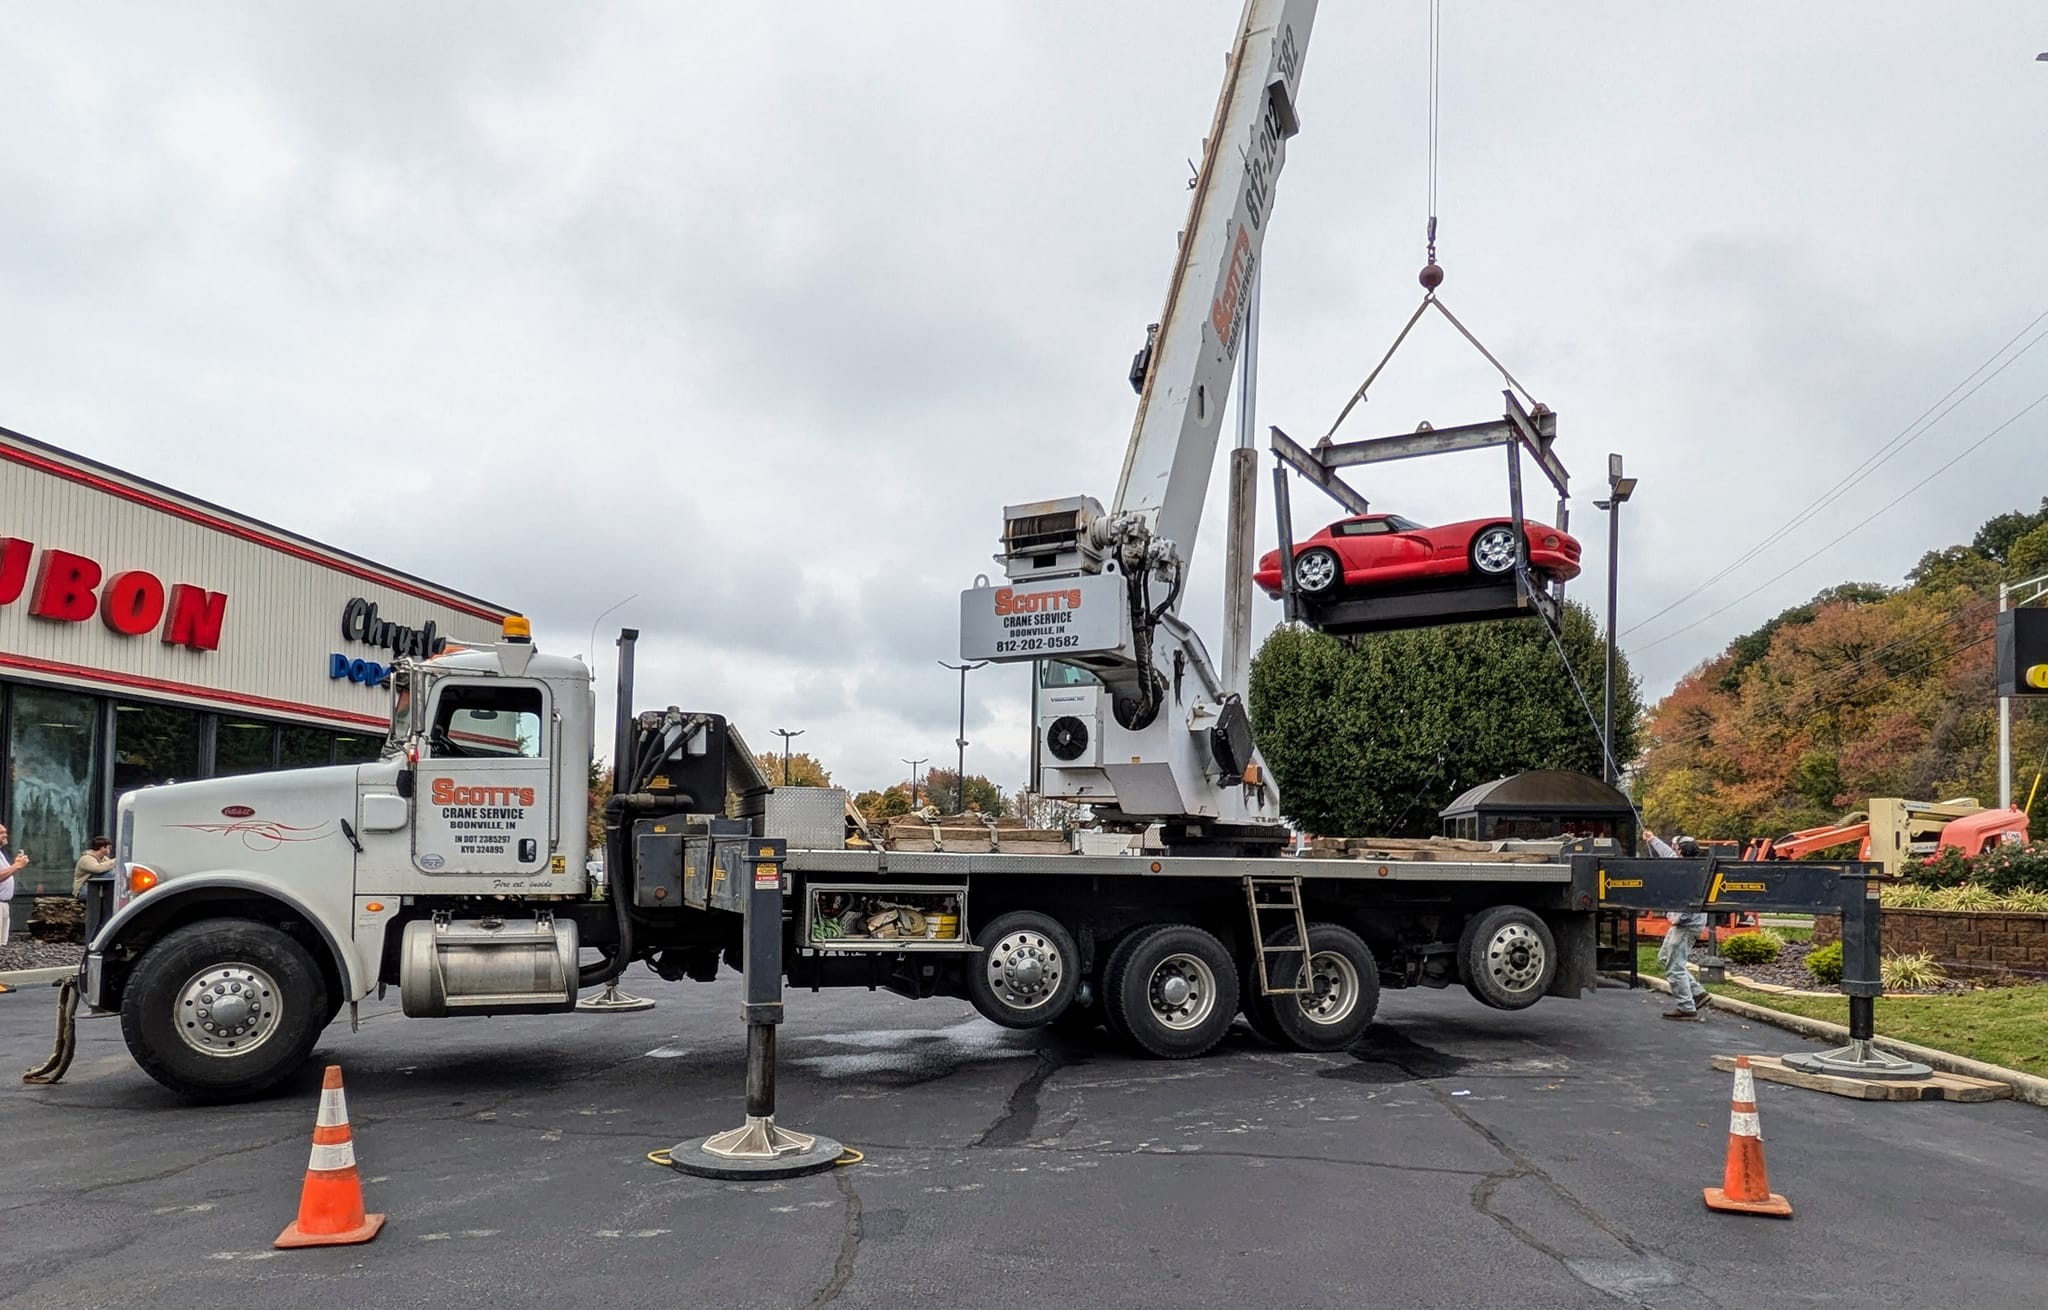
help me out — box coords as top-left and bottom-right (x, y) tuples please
(275, 1065), (386, 1248)
(1703, 1055), (1792, 1218)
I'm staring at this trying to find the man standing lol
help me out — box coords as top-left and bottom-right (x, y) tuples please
(0, 821), (27, 948)
(1660, 834), (1713, 1020)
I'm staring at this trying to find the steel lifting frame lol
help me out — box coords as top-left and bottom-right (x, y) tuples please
(1268, 390), (1570, 635)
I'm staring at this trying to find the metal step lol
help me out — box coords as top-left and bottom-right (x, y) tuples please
(1243, 876), (1313, 997)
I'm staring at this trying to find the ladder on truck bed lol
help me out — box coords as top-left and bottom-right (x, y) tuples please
(1243, 877), (1314, 996)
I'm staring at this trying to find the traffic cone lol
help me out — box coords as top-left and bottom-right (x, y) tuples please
(1703, 1055), (1792, 1218)
(275, 1065), (386, 1248)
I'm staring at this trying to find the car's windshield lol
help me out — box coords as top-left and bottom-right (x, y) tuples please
(1385, 514), (1425, 532)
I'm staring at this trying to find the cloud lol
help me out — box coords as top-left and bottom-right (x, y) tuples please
(3, 0), (2045, 796)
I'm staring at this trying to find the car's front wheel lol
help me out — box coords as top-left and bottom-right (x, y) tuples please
(1291, 546), (1342, 595)
(1469, 524), (1520, 576)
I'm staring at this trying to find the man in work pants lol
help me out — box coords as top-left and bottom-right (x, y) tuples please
(1659, 836), (1713, 1020)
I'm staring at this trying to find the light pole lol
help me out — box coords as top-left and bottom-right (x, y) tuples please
(902, 757), (928, 810)
(1593, 454), (1638, 785)
(938, 660), (987, 812)
(771, 728), (804, 785)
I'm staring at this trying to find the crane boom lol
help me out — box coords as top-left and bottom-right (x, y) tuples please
(1114, 0), (1315, 571)
(960, 1), (1318, 842)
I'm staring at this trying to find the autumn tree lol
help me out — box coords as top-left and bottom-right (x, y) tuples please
(1249, 602), (1641, 837)
(852, 784), (915, 821)
(921, 768), (1010, 816)
(587, 756), (613, 851)
(755, 751), (832, 787)
(1637, 497), (2048, 840)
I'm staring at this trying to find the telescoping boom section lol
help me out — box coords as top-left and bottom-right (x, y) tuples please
(961, 0), (1317, 843)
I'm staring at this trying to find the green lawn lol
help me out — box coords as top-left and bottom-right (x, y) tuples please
(1708, 983), (2048, 1077)
(1624, 943), (2048, 1076)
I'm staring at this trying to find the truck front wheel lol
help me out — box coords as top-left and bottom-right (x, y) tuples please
(120, 918), (331, 1102)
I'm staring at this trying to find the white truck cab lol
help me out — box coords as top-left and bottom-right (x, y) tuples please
(86, 616), (601, 1099)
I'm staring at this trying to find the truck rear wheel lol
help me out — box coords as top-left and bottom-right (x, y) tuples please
(120, 918), (331, 1102)
(1263, 923), (1380, 1052)
(966, 912), (1080, 1028)
(1457, 906), (1556, 1011)
(1104, 924), (1239, 1059)
(1095, 928), (1159, 1046)
(1239, 969), (1287, 1045)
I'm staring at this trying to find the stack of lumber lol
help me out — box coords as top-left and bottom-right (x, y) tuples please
(1299, 835), (1553, 864)
(884, 814), (1071, 855)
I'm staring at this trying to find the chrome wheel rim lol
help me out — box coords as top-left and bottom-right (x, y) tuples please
(1293, 551), (1338, 592)
(1484, 922), (1546, 994)
(175, 962), (283, 1058)
(1148, 953), (1218, 1030)
(1472, 527), (1518, 574)
(1294, 950), (1360, 1025)
(986, 929), (1066, 1012)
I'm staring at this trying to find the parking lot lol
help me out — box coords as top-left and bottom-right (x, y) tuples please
(6, 976), (2046, 1310)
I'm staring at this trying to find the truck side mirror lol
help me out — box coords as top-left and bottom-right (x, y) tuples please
(396, 769), (415, 800)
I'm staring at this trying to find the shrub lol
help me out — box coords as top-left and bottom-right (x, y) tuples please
(1806, 940), (1845, 987)
(1719, 932), (1783, 966)
(1881, 952), (1949, 991)
(1999, 888), (2048, 913)
(1930, 885), (2000, 912)
(1905, 845), (1973, 889)
(1882, 883), (1938, 908)
(1971, 840), (2048, 896)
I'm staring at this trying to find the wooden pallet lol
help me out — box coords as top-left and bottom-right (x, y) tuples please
(1710, 1053), (2012, 1103)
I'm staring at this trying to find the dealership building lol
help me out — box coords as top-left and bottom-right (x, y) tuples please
(1, 425), (514, 929)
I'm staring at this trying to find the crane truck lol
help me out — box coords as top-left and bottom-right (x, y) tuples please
(73, 0), (1726, 1102)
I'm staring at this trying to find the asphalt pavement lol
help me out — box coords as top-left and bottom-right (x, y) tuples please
(4, 973), (2045, 1310)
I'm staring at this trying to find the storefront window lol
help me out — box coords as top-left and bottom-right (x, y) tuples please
(333, 732), (383, 765)
(113, 702), (202, 796)
(215, 720), (277, 776)
(280, 726), (334, 769)
(4, 686), (100, 898)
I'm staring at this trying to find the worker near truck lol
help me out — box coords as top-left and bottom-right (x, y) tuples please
(1657, 835), (1714, 1020)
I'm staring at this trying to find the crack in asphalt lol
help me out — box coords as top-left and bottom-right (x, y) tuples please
(845, 1137), (1494, 1176)
(72, 1129), (309, 1195)
(1410, 1078), (1725, 1310)
(800, 1167), (863, 1310)
(969, 1047), (1070, 1149)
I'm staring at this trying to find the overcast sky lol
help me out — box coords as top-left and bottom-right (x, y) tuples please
(4, 3), (2045, 797)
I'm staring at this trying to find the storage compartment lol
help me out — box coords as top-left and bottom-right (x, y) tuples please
(803, 884), (969, 952)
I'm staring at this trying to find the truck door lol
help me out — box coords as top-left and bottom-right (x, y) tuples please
(412, 679), (554, 876)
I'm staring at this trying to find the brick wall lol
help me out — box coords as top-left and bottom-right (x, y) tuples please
(1812, 909), (2048, 978)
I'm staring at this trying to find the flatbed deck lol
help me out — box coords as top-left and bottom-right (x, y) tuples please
(785, 848), (1575, 884)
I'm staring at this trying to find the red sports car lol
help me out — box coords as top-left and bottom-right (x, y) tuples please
(1253, 513), (1581, 600)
